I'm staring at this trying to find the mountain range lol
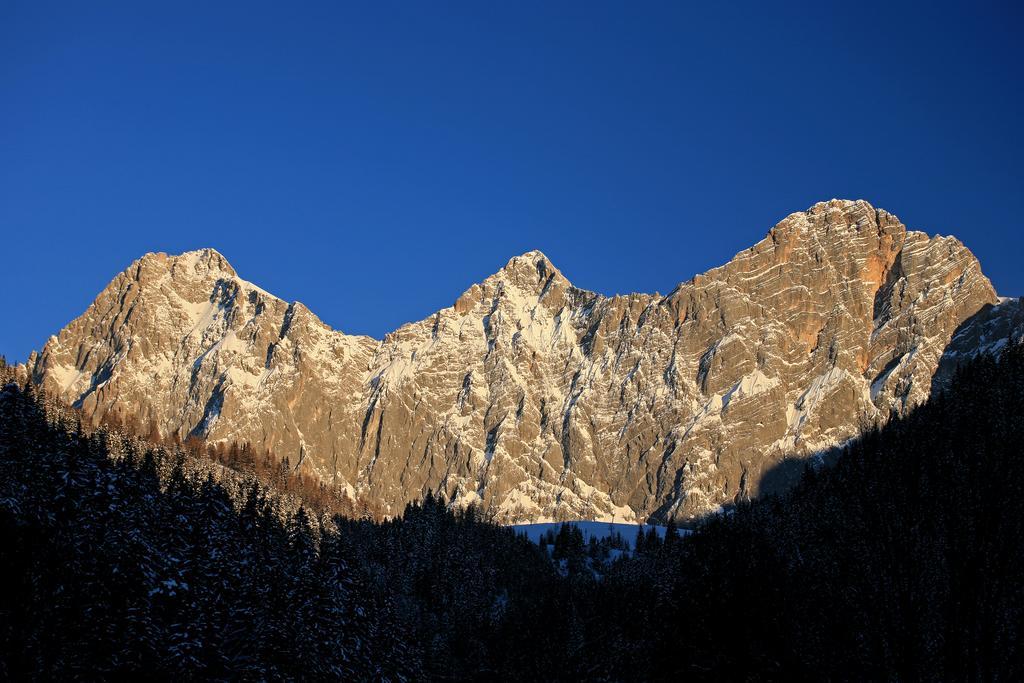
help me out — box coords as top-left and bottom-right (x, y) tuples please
(25, 199), (1024, 522)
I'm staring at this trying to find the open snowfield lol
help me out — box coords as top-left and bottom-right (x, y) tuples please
(512, 521), (679, 550)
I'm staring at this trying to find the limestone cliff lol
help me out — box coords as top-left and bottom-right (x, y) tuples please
(31, 200), (1018, 522)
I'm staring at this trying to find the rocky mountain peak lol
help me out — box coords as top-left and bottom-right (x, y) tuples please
(29, 201), (1020, 523)
(454, 249), (572, 316)
(136, 247), (239, 284)
(495, 249), (564, 286)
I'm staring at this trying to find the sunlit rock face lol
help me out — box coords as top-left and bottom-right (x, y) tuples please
(32, 200), (1017, 522)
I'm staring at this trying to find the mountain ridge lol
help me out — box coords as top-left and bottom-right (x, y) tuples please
(27, 199), (1023, 522)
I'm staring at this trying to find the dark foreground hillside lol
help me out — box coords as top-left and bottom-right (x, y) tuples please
(2, 345), (1023, 680)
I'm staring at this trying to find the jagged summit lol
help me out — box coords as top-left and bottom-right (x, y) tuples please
(497, 249), (569, 291)
(136, 247), (239, 279)
(501, 249), (557, 269)
(29, 201), (1021, 523)
(454, 249), (573, 316)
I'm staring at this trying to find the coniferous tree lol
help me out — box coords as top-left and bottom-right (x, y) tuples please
(3, 346), (1024, 679)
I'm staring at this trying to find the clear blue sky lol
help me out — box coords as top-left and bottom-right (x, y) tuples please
(2, 1), (1021, 362)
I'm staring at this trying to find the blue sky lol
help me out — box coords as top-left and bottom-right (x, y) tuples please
(2, 1), (1021, 362)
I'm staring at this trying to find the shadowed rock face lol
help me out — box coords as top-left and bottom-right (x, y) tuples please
(933, 297), (1024, 392)
(30, 200), (1019, 522)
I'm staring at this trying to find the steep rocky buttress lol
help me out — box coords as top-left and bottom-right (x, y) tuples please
(29, 200), (1022, 522)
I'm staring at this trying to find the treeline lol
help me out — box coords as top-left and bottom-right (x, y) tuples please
(581, 343), (1024, 680)
(92, 393), (389, 521)
(0, 367), (573, 679)
(2, 345), (1024, 679)
(0, 377), (403, 678)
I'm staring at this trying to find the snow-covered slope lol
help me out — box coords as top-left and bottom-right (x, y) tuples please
(513, 521), (670, 550)
(29, 200), (1021, 522)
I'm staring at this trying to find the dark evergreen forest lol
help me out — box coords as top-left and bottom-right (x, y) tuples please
(1, 344), (1023, 680)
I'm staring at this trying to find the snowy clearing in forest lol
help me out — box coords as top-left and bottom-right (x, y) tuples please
(512, 521), (682, 550)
